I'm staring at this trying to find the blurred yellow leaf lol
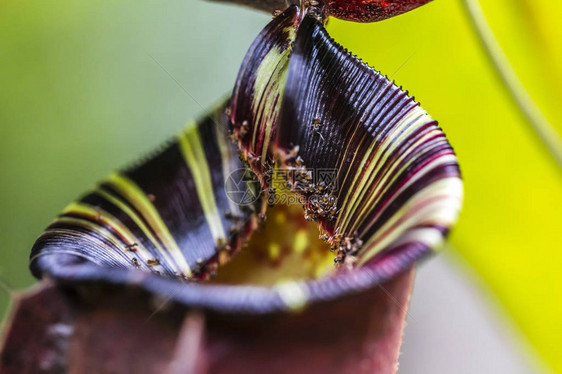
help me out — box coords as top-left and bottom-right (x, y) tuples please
(328, 0), (561, 371)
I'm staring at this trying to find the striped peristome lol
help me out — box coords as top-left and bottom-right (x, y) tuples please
(230, 6), (301, 185)
(275, 15), (462, 270)
(31, 104), (263, 282)
(228, 6), (462, 307)
(30, 4), (462, 313)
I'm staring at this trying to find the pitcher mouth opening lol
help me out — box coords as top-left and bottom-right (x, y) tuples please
(29, 4), (462, 315)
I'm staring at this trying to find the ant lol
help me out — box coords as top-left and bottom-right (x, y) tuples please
(310, 117), (325, 141)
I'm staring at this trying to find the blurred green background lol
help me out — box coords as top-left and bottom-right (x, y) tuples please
(1, 0), (560, 372)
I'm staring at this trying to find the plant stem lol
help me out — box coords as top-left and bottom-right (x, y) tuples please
(461, 0), (562, 170)
(0, 275), (14, 296)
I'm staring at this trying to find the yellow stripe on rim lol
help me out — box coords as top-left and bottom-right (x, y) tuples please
(63, 202), (153, 261)
(178, 124), (226, 243)
(214, 117), (243, 216)
(251, 46), (291, 165)
(53, 216), (140, 268)
(106, 173), (192, 277)
(94, 188), (178, 274)
(358, 177), (463, 265)
(337, 108), (430, 232)
(350, 139), (453, 238)
(346, 116), (443, 235)
(251, 24), (296, 166)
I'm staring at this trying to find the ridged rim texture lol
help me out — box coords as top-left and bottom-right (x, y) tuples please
(30, 6), (462, 314)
